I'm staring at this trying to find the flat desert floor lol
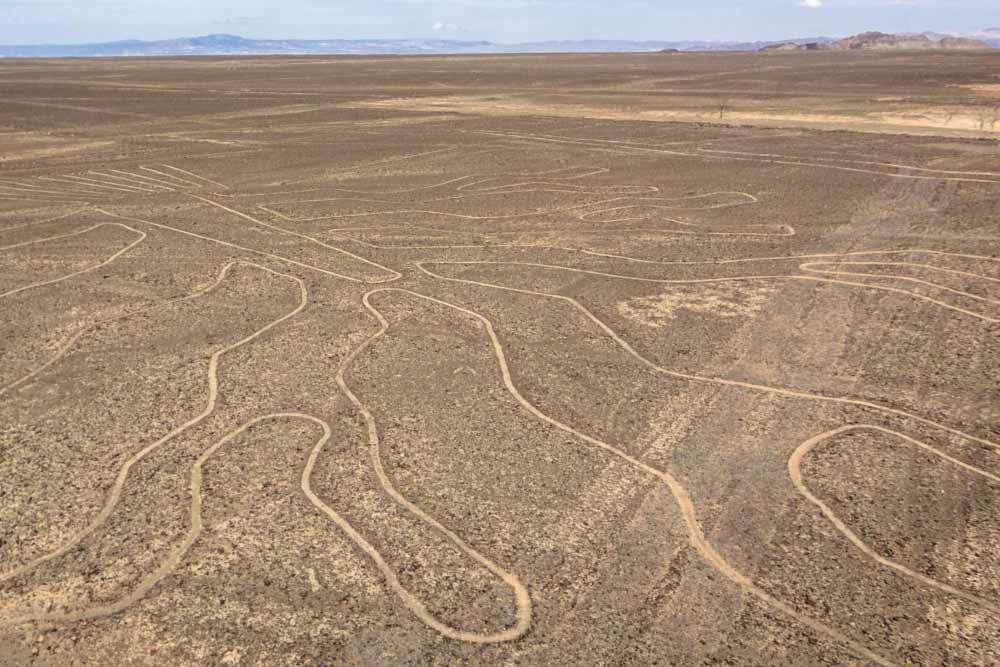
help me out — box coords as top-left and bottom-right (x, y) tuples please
(1, 51), (999, 666)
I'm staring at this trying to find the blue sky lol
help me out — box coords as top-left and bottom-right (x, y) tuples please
(1, 0), (997, 44)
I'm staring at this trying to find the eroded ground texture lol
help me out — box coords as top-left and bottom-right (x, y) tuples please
(1, 51), (999, 666)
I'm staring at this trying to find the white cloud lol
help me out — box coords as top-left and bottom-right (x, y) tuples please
(799, 0), (823, 7)
(432, 20), (461, 31)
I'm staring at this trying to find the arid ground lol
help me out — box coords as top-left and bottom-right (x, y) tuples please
(1, 51), (999, 666)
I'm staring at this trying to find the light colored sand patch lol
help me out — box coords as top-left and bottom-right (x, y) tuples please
(1, 140), (115, 162)
(926, 601), (998, 665)
(962, 84), (1000, 96)
(306, 567), (321, 593)
(617, 284), (776, 327)
(221, 648), (243, 665)
(353, 95), (1000, 138)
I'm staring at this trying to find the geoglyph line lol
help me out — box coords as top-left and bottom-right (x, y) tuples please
(789, 424), (1000, 613)
(0, 207), (90, 234)
(472, 131), (1000, 184)
(158, 164), (228, 190)
(0, 223), (146, 300)
(108, 169), (184, 190)
(95, 208), (377, 284)
(416, 261), (999, 452)
(88, 171), (173, 192)
(2, 284), (532, 643)
(257, 190), (758, 225)
(190, 195), (402, 283)
(0, 261), (308, 587)
(358, 287), (895, 666)
(138, 166), (204, 189)
(57, 174), (154, 194)
(418, 259), (999, 324)
(698, 148), (1000, 178)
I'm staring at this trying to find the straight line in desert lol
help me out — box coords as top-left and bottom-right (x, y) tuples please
(0, 223), (146, 300)
(330, 222), (998, 274)
(315, 225), (996, 301)
(139, 166), (204, 189)
(31, 177), (122, 197)
(0, 261), (308, 588)
(472, 131), (1000, 184)
(0, 191), (85, 204)
(201, 150), (597, 200)
(0, 179), (102, 199)
(800, 261), (1000, 305)
(0, 184), (96, 202)
(95, 208), (370, 283)
(0, 207), (90, 234)
(40, 175), (142, 195)
(87, 171), (173, 192)
(158, 164), (229, 189)
(189, 195), (402, 283)
(698, 148), (1000, 178)
(58, 174), (155, 194)
(257, 190), (756, 225)
(108, 168), (184, 190)
(207, 147), (465, 196)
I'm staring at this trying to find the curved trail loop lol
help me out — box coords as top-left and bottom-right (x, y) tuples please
(360, 287), (895, 666)
(0, 414), (330, 627)
(2, 269), (530, 645)
(331, 290), (533, 642)
(0, 261), (308, 586)
(789, 424), (1000, 614)
(0, 223), (146, 300)
(2, 410), (531, 644)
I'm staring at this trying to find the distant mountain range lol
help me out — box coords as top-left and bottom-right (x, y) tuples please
(763, 30), (995, 52)
(0, 31), (994, 58)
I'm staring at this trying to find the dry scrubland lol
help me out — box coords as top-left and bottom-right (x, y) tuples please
(0, 51), (999, 666)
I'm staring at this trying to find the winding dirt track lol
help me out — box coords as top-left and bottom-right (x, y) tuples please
(2, 134), (998, 666)
(0, 261), (308, 588)
(416, 261), (999, 451)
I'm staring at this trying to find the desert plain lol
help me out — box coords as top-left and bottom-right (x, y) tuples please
(0, 50), (999, 666)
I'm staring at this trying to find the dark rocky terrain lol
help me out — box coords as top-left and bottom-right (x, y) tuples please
(0, 51), (998, 666)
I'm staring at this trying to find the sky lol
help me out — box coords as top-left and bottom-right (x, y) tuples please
(0, 0), (997, 45)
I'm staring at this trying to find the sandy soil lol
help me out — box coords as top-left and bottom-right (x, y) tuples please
(0, 52), (998, 666)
